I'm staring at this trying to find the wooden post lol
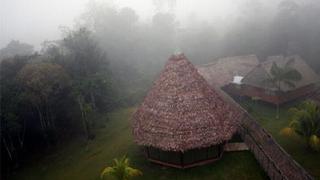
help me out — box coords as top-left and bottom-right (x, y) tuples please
(146, 147), (150, 158)
(206, 147), (209, 159)
(180, 152), (184, 167)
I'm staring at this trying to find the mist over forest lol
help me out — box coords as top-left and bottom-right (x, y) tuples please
(1, 0), (320, 179)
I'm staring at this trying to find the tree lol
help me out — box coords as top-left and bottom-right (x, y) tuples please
(266, 59), (302, 118)
(0, 40), (34, 60)
(101, 156), (142, 180)
(17, 62), (71, 141)
(61, 28), (114, 110)
(1, 55), (31, 169)
(281, 101), (320, 151)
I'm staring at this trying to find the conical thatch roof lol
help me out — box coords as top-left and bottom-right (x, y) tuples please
(132, 54), (242, 152)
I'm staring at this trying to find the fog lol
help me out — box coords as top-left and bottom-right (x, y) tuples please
(2, 0), (320, 178)
(0, 0), (271, 49)
(3, 0), (320, 95)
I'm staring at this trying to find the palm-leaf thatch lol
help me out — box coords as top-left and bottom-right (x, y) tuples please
(132, 54), (242, 152)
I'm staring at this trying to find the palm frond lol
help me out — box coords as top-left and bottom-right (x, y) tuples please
(286, 101), (320, 150)
(270, 62), (281, 77)
(283, 69), (302, 81)
(101, 167), (116, 179)
(101, 156), (142, 180)
(126, 167), (143, 177)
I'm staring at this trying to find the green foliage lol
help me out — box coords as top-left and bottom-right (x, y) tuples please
(101, 156), (142, 180)
(9, 108), (267, 180)
(17, 62), (71, 102)
(0, 29), (118, 172)
(281, 101), (320, 151)
(268, 60), (302, 90)
(238, 98), (320, 177)
(265, 60), (302, 119)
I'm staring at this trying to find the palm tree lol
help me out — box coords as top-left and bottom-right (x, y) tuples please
(267, 59), (302, 118)
(101, 156), (142, 180)
(281, 100), (320, 151)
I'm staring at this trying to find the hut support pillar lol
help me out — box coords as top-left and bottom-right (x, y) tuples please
(180, 152), (184, 167)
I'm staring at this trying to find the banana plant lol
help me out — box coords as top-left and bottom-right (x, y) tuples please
(281, 100), (320, 151)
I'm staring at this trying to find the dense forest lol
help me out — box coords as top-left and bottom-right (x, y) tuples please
(1, 0), (320, 178)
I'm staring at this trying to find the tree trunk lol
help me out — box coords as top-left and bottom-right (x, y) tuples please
(90, 91), (96, 111)
(36, 105), (45, 130)
(3, 137), (13, 161)
(18, 118), (26, 148)
(276, 103), (280, 119)
(276, 81), (281, 119)
(78, 96), (91, 140)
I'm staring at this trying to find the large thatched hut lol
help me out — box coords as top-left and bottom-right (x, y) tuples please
(132, 53), (242, 168)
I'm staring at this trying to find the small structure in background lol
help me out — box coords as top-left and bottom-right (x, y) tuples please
(197, 55), (259, 88)
(199, 55), (320, 105)
(132, 53), (242, 169)
(232, 76), (244, 85)
(227, 55), (320, 104)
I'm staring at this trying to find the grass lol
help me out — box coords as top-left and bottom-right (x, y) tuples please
(238, 98), (320, 179)
(10, 108), (267, 180)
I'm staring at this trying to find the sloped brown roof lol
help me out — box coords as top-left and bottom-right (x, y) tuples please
(132, 54), (242, 152)
(243, 55), (320, 91)
(197, 55), (259, 88)
(242, 64), (277, 90)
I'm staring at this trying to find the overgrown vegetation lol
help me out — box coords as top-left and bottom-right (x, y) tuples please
(9, 108), (267, 180)
(281, 100), (320, 151)
(239, 98), (320, 178)
(0, 28), (118, 177)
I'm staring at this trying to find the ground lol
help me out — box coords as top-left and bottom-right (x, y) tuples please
(10, 108), (267, 180)
(239, 98), (320, 179)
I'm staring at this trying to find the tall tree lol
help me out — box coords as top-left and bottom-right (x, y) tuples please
(17, 62), (71, 140)
(266, 59), (302, 118)
(61, 28), (114, 110)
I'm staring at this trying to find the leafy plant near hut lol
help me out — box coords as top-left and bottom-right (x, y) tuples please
(100, 156), (142, 180)
(265, 59), (302, 118)
(281, 101), (320, 151)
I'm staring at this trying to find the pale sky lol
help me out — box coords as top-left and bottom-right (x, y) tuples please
(0, 0), (240, 49)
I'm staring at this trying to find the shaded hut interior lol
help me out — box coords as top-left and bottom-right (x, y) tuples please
(145, 145), (223, 168)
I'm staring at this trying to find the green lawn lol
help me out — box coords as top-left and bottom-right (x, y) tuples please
(10, 108), (267, 180)
(239, 98), (320, 179)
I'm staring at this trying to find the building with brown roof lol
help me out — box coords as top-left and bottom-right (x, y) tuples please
(132, 53), (242, 168)
(197, 55), (259, 88)
(226, 55), (320, 104)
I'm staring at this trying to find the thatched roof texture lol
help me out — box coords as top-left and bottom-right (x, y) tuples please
(243, 55), (320, 91)
(197, 55), (259, 88)
(132, 54), (242, 152)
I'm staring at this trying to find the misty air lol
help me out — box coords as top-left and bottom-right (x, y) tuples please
(1, 0), (320, 179)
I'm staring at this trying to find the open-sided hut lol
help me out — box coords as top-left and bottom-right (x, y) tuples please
(132, 54), (242, 168)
